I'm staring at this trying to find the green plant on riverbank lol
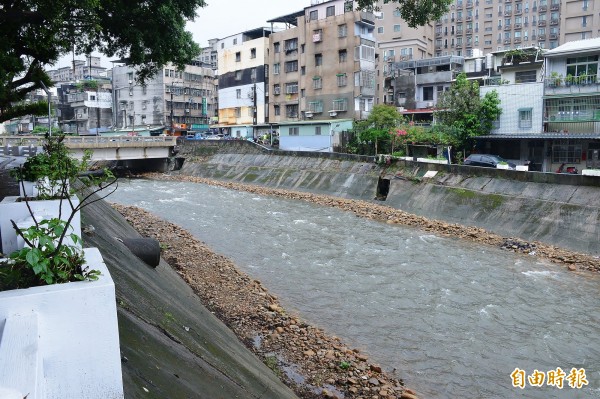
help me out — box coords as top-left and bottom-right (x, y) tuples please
(339, 361), (351, 370)
(264, 355), (282, 377)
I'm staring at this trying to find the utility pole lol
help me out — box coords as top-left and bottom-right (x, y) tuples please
(170, 83), (174, 135)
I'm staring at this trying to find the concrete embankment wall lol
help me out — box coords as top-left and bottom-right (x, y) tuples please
(177, 141), (600, 256)
(81, 198), (299, 399)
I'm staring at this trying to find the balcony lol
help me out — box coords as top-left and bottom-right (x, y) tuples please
(515, 9), (522, 14)
(436, 32), (442, 38)
(538, 20), (546, 26)
(359, 11), (375, 24)
(456, 16), (463, 21)
(549, 33), (558, 39)
(466, 1), (474, 7)
(550, 19), (559, 25)
(514, 38), (522, 43)
(504, 39), (512, 44)
(504, 10), (512, 15)
(436, 20), (442, 25)
(504, 25), (512, 30)
(466, 28), (473, 34)
(457, 30), (464, 35)
(514, 23), (522, 28)
(466, 15), (472, 21)
(550, 3), (559, 10)
(538, 34), (546, 40)
(538, 5), (547, 11)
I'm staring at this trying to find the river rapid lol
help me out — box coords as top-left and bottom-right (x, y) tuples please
(111, 178), (600, 399)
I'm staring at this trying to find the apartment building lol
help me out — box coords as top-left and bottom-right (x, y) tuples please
(47, 56), (107, 83)
(432, 0), (600, 59)
(266, 0), (373, 151)
(112, 60), (216, 135)
(216, 28), (272, 139)
(57, 81), (113, 135)
(541, 38), (600, 171)
(374, 0), (435, 104)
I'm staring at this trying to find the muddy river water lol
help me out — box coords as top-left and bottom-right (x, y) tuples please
(111, 178), (600, 398)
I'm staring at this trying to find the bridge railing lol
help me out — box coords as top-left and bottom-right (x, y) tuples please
(0, 135), (177, 148)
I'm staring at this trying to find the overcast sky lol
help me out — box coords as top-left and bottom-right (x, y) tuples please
(55, 0), (310, 68)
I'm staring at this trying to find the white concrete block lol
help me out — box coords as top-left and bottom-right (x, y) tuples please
(0, 196), (81, 255)
(0, 248), (123, 399)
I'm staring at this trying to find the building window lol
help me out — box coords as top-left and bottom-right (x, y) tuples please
(308, 101), (323, 113)
(309, 10), (318, 21)
(332, 98), (348, 111)
(285, 60), (298, 72)
(285, 82), (298, 94)
(286, 104), (299, 118)
(289, 127), (299, 135)
(338, 49), (347, 63)
(284, 38), (298, 52)
(313, 76), (322, 89)
(236, 89), (241, 99)
(274, 63), (280, 75)
(315, 126), (322, 135)
(274, 42), (280, 53)
(250, 48), (256, 59)
(552, 140), (582, 163)
(235, 52), (241, 62)
(394, 24), (401, 32)
(338, 24), (348, 37)
(515, 70), (537, 83)
(518, 108), (532, 128)
(566, 55), (598, 83)
(235, 70), (242, 80)
(315, 53), (323, 66)
(233, 38), (237, 45)
(274, 105), (280, 116)
(377, 27), (384, 34)
(301, 66), (306, 75)
(273, 84), (280, 95)
(235, 107), (241, 117)
(393, 9), (401, 16)
(326, 5), (335, 17)
(423, 86), (434, 101)
(337, 73), (347, 87)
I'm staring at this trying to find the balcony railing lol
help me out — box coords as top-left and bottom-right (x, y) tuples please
(538, 5), (547, 11)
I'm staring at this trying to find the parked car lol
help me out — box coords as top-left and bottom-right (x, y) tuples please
(463, 154), (516, 170)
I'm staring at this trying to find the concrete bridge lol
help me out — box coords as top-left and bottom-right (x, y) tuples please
(0, 135), (178, 161)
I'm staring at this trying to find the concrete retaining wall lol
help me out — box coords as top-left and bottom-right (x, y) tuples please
(177, 141), (600, 256)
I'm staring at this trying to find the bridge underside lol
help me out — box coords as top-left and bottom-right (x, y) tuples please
(69, 146), (172, 161)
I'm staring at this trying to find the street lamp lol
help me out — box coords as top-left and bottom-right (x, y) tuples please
(39, 81), (51, 136)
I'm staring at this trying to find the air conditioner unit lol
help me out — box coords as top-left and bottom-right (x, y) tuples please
(165, 88), (171, 93)
(328, 110), (338, 117)
(129, 80), (133, 84)
(427, 102), (434, 108)
(305, 112), (314, 118)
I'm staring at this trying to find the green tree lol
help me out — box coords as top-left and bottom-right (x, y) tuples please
(435, 73), (501, 152)
(356, 104), (404, 154)
(356, 0), (452, 28)
(0, 0), (205, 122)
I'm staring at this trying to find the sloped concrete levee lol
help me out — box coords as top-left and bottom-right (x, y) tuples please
(81, 198), (298, 399)
(178, 141), (379, 201)
(176, 141), (600, 257)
